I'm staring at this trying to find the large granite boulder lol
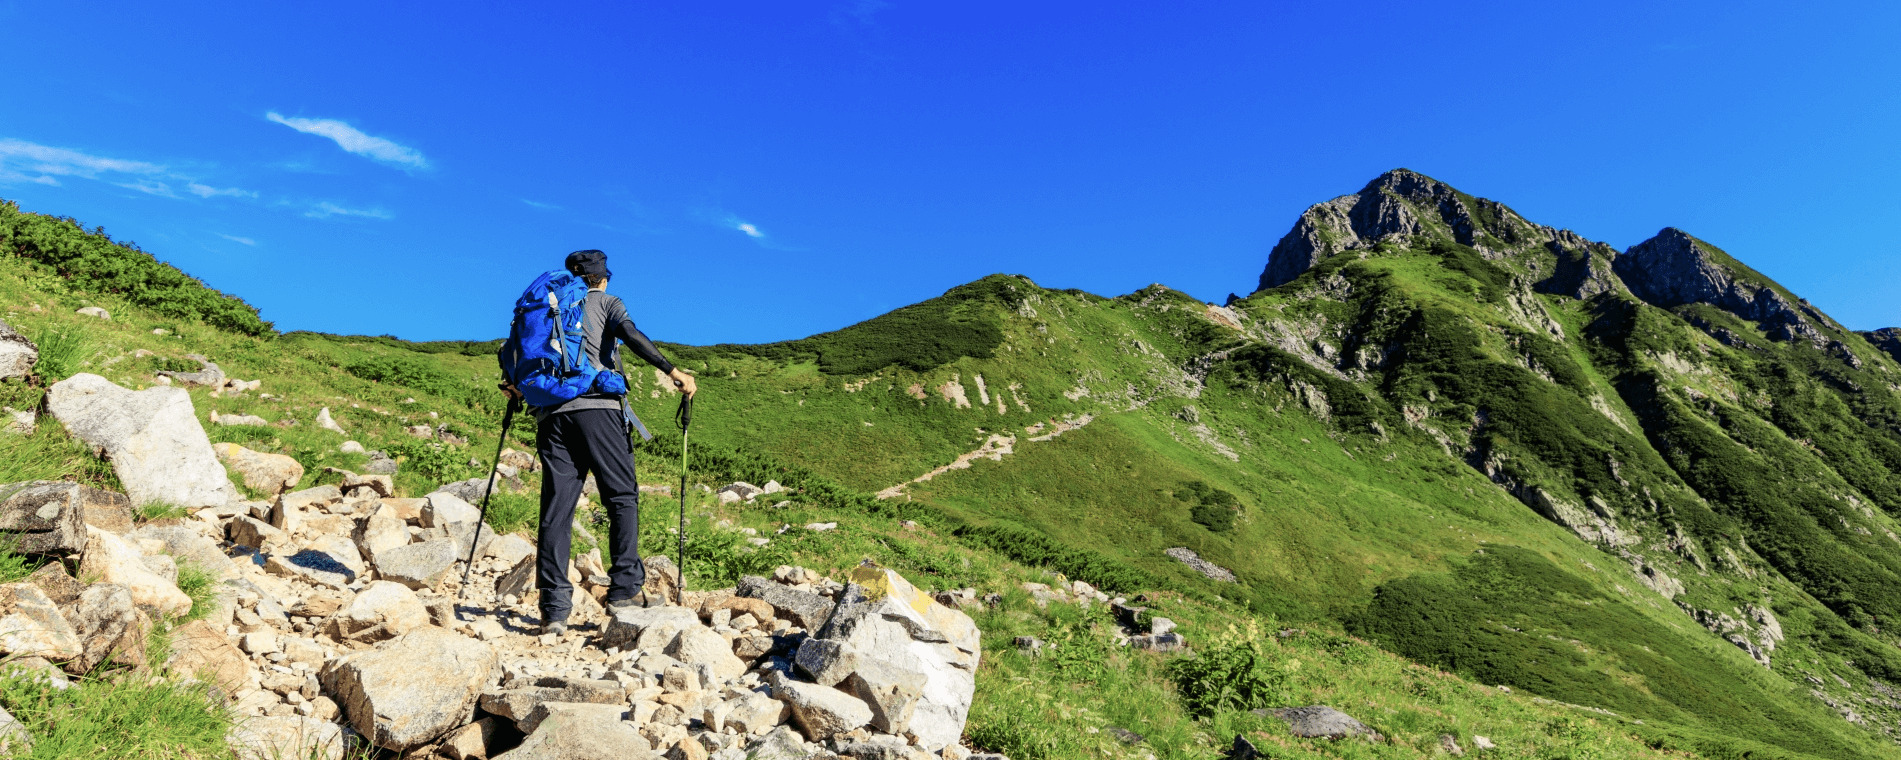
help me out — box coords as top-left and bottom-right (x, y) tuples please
(45, 374), (236, 509)
(494, 702), (652, 759)
(737, 574), (835, 630)
(770, 671), (872, 741)
(373, 539), (458, 590)
(328, 581), (429, 641)
(132, 523), (237, 582)
(320, 627), (497, 751)
(1258, 705), (1383, 741)
(353, 502), (409, 561)
(166, 619), (253, 695)
(601, 604), (701, 652)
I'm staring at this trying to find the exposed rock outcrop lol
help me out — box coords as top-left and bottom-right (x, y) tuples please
(1862, 327), (1901, 363)
(1615, 228), (1826, 345)
(1535, 238), (1622, 300)
(1256, 169), (1590, 292)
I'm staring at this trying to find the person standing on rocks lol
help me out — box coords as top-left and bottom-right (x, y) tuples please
(500, 249), (697, 635)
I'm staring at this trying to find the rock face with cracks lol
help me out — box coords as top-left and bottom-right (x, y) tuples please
(77, 525), (192, 616)
(62, 582), (150, 673)
(796, 564), (980, 750)
(320, 627), (497, 751)
(0, 583), (82, 660)
(0, 481), (91, 555)
(45, 373), (236, 509)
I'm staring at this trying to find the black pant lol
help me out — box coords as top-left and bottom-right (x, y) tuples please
(535, 408), (644, 621)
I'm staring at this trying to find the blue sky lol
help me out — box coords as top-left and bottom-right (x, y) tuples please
(0, 2), (1896, 343)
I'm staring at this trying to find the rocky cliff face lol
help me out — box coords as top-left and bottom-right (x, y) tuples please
(1614, 228), (1828, 345)
(1862, 328), (1901, 363)
(1255, 169), (1621, 298)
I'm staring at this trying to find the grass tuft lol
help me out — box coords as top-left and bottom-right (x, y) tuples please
(137, 501), (189, 522)
(0, 668), (234, 758)
(173, 559), (219, 624)
(27, 323), (88, 381)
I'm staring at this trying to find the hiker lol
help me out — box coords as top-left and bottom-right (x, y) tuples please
(498, 249), (697, 635)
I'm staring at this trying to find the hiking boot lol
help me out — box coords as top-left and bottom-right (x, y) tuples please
(540, 619), (569, 636)
(606, 592), (659, 611)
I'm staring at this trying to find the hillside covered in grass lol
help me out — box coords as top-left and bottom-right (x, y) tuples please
(5, 171), (1901, 759)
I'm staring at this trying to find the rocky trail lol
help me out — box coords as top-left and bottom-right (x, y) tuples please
(0, 368), (1020, 760)
(874, 414), (1094, 501)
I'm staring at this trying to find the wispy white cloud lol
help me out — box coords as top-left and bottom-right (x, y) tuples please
(218, 233), (257, 246)
(724, 214), (767, 239)
(0, 138), (165, 180)
(267, 112), (428, 170)
(521, 199), (561, 210)
(118, 179), (180, 198)
(188, 182), (257, 199)
(304, 201), (393, 220)
(0, 138), (259, 201)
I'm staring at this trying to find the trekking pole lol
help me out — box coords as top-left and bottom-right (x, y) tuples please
(460, 394), (522, 606)
(673, 383), (693, 607)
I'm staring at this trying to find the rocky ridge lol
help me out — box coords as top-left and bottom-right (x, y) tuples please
(1254, 170), (1872, 358)
(1254, 169), (1622, 298)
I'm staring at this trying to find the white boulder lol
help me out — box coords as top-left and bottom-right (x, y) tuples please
(45, 374), (236, 509)
(321, 627), (496, 751)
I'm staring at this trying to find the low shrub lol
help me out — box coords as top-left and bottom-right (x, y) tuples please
(1165, 621), (1290, 718)
(0, 200), (272, 336)
(1177, 480), (1240, 533)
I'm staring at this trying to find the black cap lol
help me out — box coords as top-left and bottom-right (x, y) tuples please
(565, 249), (611, 280)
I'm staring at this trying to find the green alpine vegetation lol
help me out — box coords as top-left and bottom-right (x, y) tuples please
(5, 168), (1901, 759)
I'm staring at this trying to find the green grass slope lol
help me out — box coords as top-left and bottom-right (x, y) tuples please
(6, 188), (1901, 759)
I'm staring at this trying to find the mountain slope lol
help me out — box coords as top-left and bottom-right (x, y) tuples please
(611, 171), (1901, 757)
(7, 175), (1901, 758)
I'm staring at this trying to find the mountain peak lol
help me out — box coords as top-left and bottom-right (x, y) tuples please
(1253, 170), (1609, 294)
(1254, 169), (1461, 291)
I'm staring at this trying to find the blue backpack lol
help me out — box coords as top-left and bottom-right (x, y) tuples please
(499, 269), (629, 408)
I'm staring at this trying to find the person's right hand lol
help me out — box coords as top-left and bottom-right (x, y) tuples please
(499, 382), (522, 402)
(668, 368), (697, 399)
